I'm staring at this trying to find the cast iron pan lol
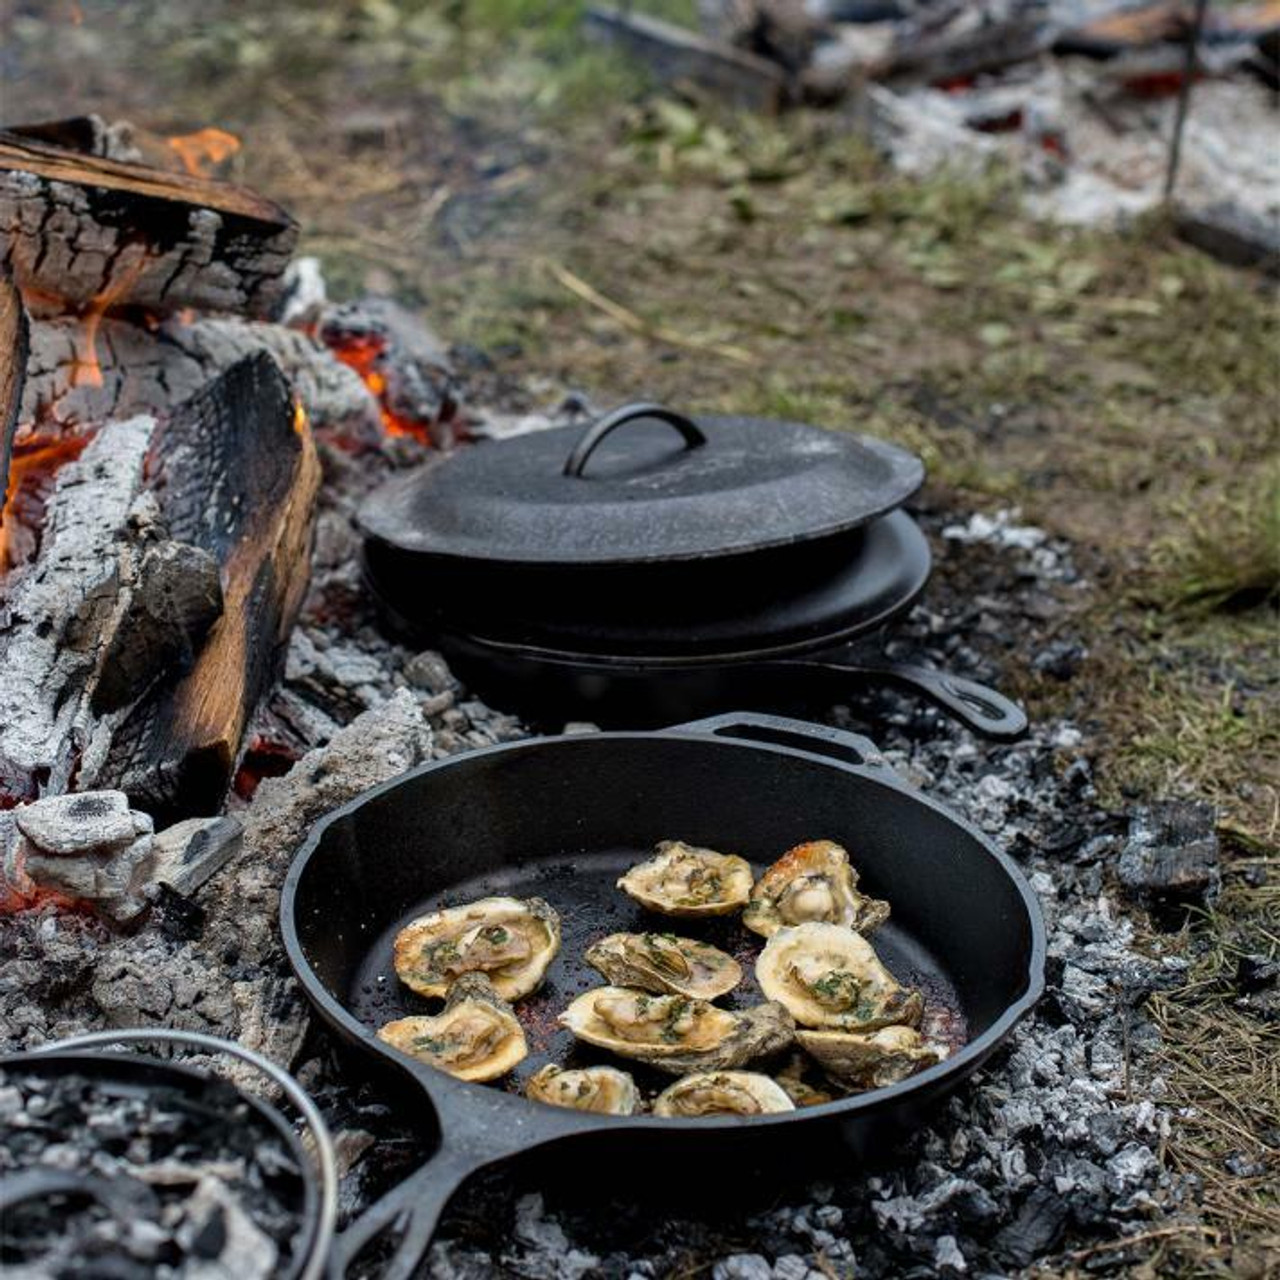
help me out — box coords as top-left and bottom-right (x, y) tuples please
(369, 509), (1027, 738)
(282, 712), (1045, 1280)
(0, 1032), (337, 1280)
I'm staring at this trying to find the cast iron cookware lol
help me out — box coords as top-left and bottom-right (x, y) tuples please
(1, 1032), (336, 1280)
(282, 712), (1046, 1280)
(360, 401), (925, 570)
(360, 405), (1027, 738)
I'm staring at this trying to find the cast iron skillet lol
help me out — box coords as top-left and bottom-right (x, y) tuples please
(282, 712), (1045, 1279)
(369, 509), (1027, 738)
(370, 509), (1026, 738)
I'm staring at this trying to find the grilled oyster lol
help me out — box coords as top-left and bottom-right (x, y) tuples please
(774, 1051), (838, 1108)
(743, 841), (889, 938)
(560, 986), (793, 1076)
(617, 841), (753, 917)
(585, 932), (742, 1000)
(755, 922), (922, 1031)
(526, 1064), (640, 1115)
(798, 1025), (946, 1090)
(653, 1071), (795, 1118)
(393, 895), (560, 1001)
(377, 974), (527, 1082)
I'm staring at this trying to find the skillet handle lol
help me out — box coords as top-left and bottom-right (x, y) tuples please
(845, 658), (1027, 739)
(755, 652), (1028, 740)
(327, 1094), (579, 1280)
(668, 711), (888, 770)
(327, 1141), (487, 1280)
(563, 402), (706, 477)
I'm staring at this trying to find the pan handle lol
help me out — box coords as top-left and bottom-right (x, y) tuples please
(668, 711), (888, 769)
(328, 1087), (582, 1280)
(845, 657), (1027, 738)
(563, 402), (706, 476)
(759, 653), (1028, 740)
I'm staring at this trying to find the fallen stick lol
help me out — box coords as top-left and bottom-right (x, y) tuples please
(544, 259), (752, 364)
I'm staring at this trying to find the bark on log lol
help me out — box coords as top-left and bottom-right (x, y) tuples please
(98, 353), (320, 821)
(1, 266), (28, 517)
(0, 131), (297, 318)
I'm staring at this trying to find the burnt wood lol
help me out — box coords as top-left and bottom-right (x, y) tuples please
(584, 6), (787, 110)
(101, 354), (320, 821)
(0, 264), (27, 520)
(0, 131), (297, 317)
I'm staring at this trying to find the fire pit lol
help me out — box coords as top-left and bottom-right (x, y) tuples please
(1, 21), (1264, 1267)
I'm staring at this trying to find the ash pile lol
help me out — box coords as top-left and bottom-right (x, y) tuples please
(586, 0), (1279, 265)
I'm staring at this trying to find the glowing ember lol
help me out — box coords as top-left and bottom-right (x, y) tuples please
(167, 127), (242, 178)
(325, 331), (434, 445)
(1, 431), (95, 573)
(0, 839), (91, 916)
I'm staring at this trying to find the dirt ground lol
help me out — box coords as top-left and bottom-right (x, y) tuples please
(4, 2), (1277, 1274)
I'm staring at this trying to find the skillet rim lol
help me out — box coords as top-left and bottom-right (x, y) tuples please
(281, 727), (1047, 1136)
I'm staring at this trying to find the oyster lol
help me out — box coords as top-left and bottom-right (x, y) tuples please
(393, 895), (560, 1001)
(798, 1025), (946, 1090)
(653, 1071), (795, 1118)
(525, 1064), (640, 1116)
(743, 841), (888, 938)
(585, 932), (742, 1000)
(560, 986), (793, 1076)
(617, 841), (753, 917)
(377, 974), (527, 1082)
(774, 1052), (838, 1108)
(755, 922), (922, 1031)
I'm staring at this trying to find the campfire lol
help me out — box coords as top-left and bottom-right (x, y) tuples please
(1, 4), (1271, 1270)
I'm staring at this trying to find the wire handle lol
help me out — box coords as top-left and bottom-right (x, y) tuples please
(31, 1029), (337, 1280)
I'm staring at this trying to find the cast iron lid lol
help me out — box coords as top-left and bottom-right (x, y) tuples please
(358, 401), (925, 567)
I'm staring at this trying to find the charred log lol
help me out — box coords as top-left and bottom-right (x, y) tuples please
(0, 265), (28, 518)
(19, 313), (375, 437)
(99, 354), (320, 821)
(0, 415), (158, 804)
(0, 131), (296, 318)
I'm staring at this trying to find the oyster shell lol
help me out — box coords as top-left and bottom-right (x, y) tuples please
(617, 841), (753, 917)
(653, 1071), (795, 1118)
(755, 922), (922, 1031)
(393, 895), (560, 1000)
(377, 974), (527, 1082)
(526, 1064), (641, 1115)
(743, 840), (888, 938)
(559, 986), (793, 1076)
(585, 932), (742, 1000)
(774, 1051), (838, 1108)
(798, 1025), (946, 1090)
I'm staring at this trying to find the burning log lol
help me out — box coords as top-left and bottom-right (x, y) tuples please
(0, 130), (297, 318)
(98, 354), (320, 820)
(0, 413), (157, 804)
(19, 313), (374, 436)
(0, 356), (319, 820)
(0, 265), (27, 519)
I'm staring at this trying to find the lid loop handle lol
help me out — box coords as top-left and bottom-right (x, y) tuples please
(563, 402), (706, 477)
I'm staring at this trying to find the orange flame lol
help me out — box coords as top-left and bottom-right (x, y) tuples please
(68, 251), (150, 390)
(167, 128), (242, 178)
(1, 432), (94, 573)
